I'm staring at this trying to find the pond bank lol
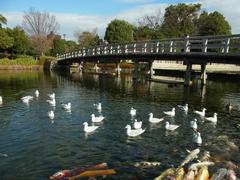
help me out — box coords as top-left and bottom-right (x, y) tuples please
(0, 65), (42, 70)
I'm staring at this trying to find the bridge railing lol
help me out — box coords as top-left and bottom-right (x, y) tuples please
(57, 34), (240, 60)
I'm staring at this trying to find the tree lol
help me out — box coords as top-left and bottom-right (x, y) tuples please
(134, 9), (164, 41)
(161, 3), (201, 37)
(51, 38), (66, 56)
(7, 26), (31, 54)
(75, 29), (100, 48)
(105, 19), (133, 44)
(137, 9), (163, 29)
(65, 40), (78, 52)
(0, 29), (13, 51)
(22, 8), (59, 56)
(197, 11), (231, 36)
(0, 14), (7, 28)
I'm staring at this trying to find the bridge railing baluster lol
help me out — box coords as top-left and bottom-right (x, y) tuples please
(144, 43), (147, 53)
(184, 36), (190, 53)
(202, 39), (208, 53)
(169, 41), (173, 53)
(224, 38), (230, 54)
(156, 42), (160, 53)
(133, 44), (136, 53)
(125, 45), (128, 53)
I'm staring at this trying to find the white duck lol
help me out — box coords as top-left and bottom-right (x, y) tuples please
(205, 113), (217, 123)
(130, 107), (136, 116)
(21, 95), (34, 104)
(47, 99), (56, 106)
(48, 110), (54, 119)
(148, 113), (164, 123)
(178, 104), (188, 113)
(91, 114), (105, 123)
(62, 102), (71, 111)
(163, 108), (175, 117)
(94, 103), (102, 111)
(193, 132), (202, 145)
(165, 121), (180, 131)
(35, 90), (39, 97)
(0, 96), (2, 105)
(194, 108), (206, 117)
(48, 93), (55, 100)
(133, 119), (142, 129)
(83, 122), (99, 133)
(125, 124), (145, 137)
(190, 119), (198, 130)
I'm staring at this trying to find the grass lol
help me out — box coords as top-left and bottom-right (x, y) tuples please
(0, 55), (56, 70)
(0, 56), (37, 66)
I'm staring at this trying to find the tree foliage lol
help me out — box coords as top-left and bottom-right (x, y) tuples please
(161, 3), (201, 37)
(22, 8), (59, 36)
(105, 19), (133, 44)
(75, 29), (100, 48)
(133, 26), (164, 41)
(22, 8), (59, 56)
(0, 14), (7, 28)
(134, 9), (164, 41)
(197, 11), (231, 36)
(0, 29), (14, 50)
(7, 26), (31, 54)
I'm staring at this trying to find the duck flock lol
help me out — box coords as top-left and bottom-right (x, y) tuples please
(0, 91), (219, 146)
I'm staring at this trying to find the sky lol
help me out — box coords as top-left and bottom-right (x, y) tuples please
(1, 0), (240, 40)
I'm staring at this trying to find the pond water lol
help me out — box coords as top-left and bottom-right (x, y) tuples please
(0, 70), (239, 179)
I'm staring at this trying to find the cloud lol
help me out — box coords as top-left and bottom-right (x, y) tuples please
(115, 0), (156, 4)
(115, 3), (168, 24)
(2, 12), (23, 28)
(55, 13), (110, 39)
(2, 0), (240, 41)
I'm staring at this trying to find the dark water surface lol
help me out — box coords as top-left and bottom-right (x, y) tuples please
(0, 71), (239, 179)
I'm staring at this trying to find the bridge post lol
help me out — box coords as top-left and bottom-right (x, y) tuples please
(201, 63), (207, 85)
(133, 61), (140, 81)
(184, 63), (192, 86)
(93, 62), (99, 72)
(116, 62), (121, 76)
(149, 61), (154, 79)
(184, 35), (190, 53)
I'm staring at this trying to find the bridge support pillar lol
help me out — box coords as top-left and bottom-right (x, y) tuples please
(133, 61), (140, 81)
(201, 63), (207, 85)
(149, 61), (154, 79)
(184, 63), (192, 86)
(116, 62), (121, 75)
(93, 62), (99, 72)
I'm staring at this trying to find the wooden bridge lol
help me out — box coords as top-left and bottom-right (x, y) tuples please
(57, 34), (240, 85)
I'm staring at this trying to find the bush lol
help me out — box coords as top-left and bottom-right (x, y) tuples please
(38, 55), (56, 65)
(0, 56), (37, 65)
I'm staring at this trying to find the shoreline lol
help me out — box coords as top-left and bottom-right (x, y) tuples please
(0, 65), (43, 71)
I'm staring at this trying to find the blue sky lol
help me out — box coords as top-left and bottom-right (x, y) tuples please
(1, 0), (239, 40)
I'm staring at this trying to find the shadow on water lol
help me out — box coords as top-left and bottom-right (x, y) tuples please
(0, 70), (239, 179)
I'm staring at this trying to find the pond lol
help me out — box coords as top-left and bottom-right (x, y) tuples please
(0, 70), (239, 179)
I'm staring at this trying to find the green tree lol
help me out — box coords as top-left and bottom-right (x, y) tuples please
(7, 27), (31, 54)
(197, 11), (231, 36)
(105, 19), (133, 43)
(162, 3), (201, 37)
(75, 29), (100, 48)
(0, 29), (14, 51)
(0, 14), (7, 28)
(133, 26), (164, 41)
(51, 38), (66, 55)
(65, 40), (78, 52)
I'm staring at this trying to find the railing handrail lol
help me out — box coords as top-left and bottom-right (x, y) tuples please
(57, 34), (240, 60)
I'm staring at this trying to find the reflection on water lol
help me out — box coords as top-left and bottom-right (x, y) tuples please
(0, 70), (239, 179)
